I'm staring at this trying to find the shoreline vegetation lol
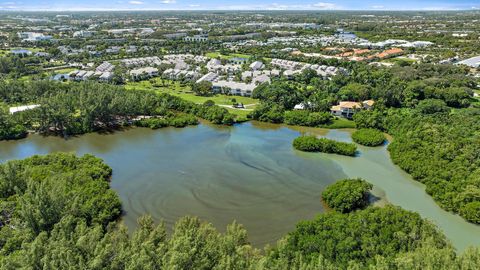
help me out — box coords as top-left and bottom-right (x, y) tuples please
(351, 128), (386, 146)
(0, 79), (357, 142)
(322, 178), (373, 213)
(293, 135), (357, 156)
(0, 80), (237, 141)
(355, 108), (480, 224)
(2, 153), (477, 269)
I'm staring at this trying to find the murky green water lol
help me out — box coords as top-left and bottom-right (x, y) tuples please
(1, 121), (479, 251)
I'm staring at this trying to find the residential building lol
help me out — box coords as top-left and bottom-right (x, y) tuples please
(196, 72), (218, 83)
(250, 61), (264, 71)
(73, 30), (94, 38)
(184, 33), (208, 42)
(17, 32), (53, 42)
(9, 105), (40, 114)
(130, 67), (159, 80)
(96, 62), (115, 72)
(212, 81), (256, 96)
(229, 57), (248, 65)
(330, 100), (375, 118)
(457, 56), (480, 68)
(11, 49), (32, 56)
(164, 32), (188, 39)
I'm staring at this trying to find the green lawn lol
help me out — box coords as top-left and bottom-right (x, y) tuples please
(126, 78), (258, 120)
(205, 52), (221, 58)
(51, 68), (76, 74)
(383, 57), (418, 65)
(226, 108), (251, 122)
(1, 47), (45, 58)
(321, 118), (357, 129)
(205, 52), (252, 60)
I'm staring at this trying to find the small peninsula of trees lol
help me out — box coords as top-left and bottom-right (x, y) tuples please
(0, 80), (236, 140)
(293, 136), (357, 156)
(268, 206), (449, 269)
(135, 114), (199, 129)
(354, 107), (480, 224)
(351, 128), (386, 146)
(322, 178), (373, 213)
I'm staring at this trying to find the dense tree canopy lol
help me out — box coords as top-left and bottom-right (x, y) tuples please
(1, 153), (480, 269)
(416, 99), (450, 114)
(252, 82), (302, 110)
(293, 136), (357, 156)
(0, 107), (27, 140)
(0, 153), (121, 258)
(284, 110), (333, 127)
(351, 128), (386, 146)
(266, 206), (448, 269)
(0, 80), (236, 140)
(353, 107), (480, 224)
(192, 81), (213, 96)
(322, 178), (373, 213)
(251, 63), (475, 127)
(135, 114), (199, 129)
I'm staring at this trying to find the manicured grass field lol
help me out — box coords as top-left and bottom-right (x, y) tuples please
(51, 68), (76, 74)
(126, 78), (258, 120)
(205, 52), (252, 60)
(321, 117), (357, 129)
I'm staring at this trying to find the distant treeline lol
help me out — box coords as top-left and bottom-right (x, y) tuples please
(250, 63), (476, 125)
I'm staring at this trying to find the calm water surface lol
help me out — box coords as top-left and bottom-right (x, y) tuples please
(0, 121), (479, 251)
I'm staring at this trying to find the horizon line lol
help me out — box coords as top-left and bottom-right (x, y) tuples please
(0, 9), (478, 12)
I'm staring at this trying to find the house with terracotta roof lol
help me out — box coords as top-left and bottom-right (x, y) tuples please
(330, 100), (375, 118)
(377, 48), (404, 59)
(362, 100), (375, 109)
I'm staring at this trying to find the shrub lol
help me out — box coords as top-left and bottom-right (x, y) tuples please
(284, 111), (333, 127)
(293, 136), (357, 156)
(0, 109), (28, 140)
(203, 100), (215, 107)
(135, 114), (198, 129)
(0, 123), (28, 140)
(351, 128), (386, 146)
(251, 103), (285, 123)
(322, 178), (373, 213)
(270, 206), (448, 268)
(353, 110), (385, 130)
(460, 202), (480, 224)
(135, 118), (169, 129)
(416, 99), (450, 114)
(168, 114), (199, 128)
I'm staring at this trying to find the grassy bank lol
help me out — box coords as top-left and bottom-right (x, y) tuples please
(126, 78), (257, 121)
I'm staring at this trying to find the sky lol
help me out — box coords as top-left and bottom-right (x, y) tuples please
(0, 0), (479, 11)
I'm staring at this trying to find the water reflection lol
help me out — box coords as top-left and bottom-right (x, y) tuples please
(0, 122), (479, 251)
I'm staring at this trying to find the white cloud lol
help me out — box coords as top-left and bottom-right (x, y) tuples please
(313, 2), (337, 9)
(422, 6), (458, 10)
(160, 0), (176, 3)
(371, 5), (384, 9)
(189, 4), (200, 7)
(218, 2), (341, 10)
(266, 3), (289, 10)
(128, 1), (144, 4)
